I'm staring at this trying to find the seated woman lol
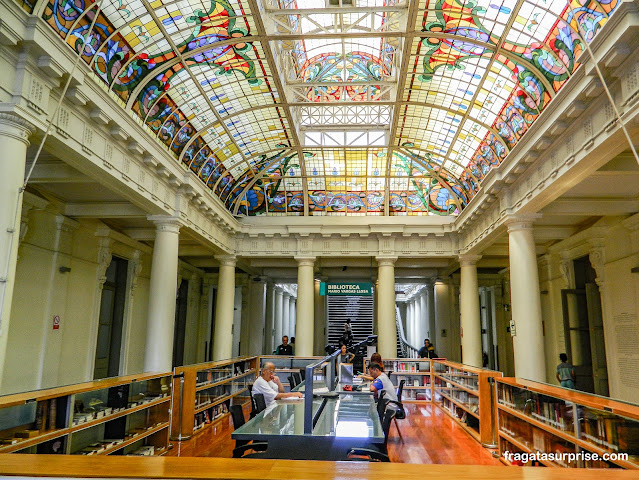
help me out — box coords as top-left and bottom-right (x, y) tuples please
(357, 352), (383, 381)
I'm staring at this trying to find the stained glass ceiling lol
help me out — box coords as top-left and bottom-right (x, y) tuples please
(38, 0), (620, 216)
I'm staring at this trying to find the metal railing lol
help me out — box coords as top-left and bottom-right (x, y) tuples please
(395, 305), (419, 358)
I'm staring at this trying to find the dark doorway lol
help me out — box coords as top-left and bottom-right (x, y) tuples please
(93, 256), (128, 379)
(173, 279), (189, 368)
(561, 256), (609, 395)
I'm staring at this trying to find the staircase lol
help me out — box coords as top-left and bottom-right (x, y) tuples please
(396, 305), (419, 358)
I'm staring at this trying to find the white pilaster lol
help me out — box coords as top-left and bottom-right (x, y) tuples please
(413, 296), (422, 348)
(264, 281), (275, 353)
(247, 278), (266, 357)
(282, 292), (291, 338)
(434, 281), (451, 359)
(459, 254), (483, 367)
(0, 113), (34, 388)
(143, 216), (182, 372)
(419, 291), (428, 344)
(289, 297), (296, 338)
(507, 217), (546, 381)
(427, 284), (436, 341)
(376, 257), (397, 359)
(212, 255), (236, 360)
(273, 287), (284, 350)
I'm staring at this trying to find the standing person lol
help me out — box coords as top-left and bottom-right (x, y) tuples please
(339, 321), (354, 346)
(368, 362), (398, 405)
(338, 344), (355, 364)
(418, 339), (437, 358)
(275, 336), (293, 355)
(252, 363), (302, 406)
(556, 353), (576, 389)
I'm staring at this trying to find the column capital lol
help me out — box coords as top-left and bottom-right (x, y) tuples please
(376, 256), (397, 266)
(504, 213), (542, 233)
(147, 215), (183, 234)
(215, 254), (237, 267)
(0, 112), (36, 145)
(294, 256), (316, 267)
(458, 254), (482, 266)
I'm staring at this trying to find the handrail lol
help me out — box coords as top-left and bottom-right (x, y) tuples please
(396, 305), (419, 358)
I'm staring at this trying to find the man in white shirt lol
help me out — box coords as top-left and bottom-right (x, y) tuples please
(252, 362), (303, 405)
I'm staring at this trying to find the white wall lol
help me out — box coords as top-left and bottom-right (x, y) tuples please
(1, 208), (155, 394)
(537, 215), (639, 403)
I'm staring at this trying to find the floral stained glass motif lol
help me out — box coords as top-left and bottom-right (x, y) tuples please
(40, 0), (621, 215)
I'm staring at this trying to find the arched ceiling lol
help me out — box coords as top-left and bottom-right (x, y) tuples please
(37, 0), (620, 216)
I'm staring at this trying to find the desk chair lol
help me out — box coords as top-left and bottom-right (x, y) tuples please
(292, 372), (302, 386)
(288, 375), (296, 390)
(346, 408), (395, 462)
(247, 384), (257, 419)
(376, 391), (388, 421)
(253, 393), (267, 414)
(230, 405), (267, 458)
(387, 380), (405, 442)
(299, 368), (306, 381)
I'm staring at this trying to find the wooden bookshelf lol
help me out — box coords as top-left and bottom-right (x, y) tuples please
(0, 372), (172, 456)
(171, 357), (258, 440)
(432, 360), (502, 445)
(496, 377), (639, 469)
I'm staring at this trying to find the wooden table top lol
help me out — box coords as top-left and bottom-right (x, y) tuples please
(1, 454), (638, 479)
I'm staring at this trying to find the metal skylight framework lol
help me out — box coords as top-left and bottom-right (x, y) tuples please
(35, 0), (620, 216)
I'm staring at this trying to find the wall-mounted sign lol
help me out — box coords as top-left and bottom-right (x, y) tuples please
(320, 282), (372, 296)
(509, 319), (516, 337)
(53, 315), (60, 330)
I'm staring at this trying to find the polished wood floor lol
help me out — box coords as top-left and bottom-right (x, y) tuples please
(166, 403), (502, 465)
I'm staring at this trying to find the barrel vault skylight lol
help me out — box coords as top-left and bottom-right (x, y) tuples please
(36, 0), (620, 215)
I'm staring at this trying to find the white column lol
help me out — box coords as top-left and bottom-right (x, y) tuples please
(404, 298), (415, 343)
(281, 292), (291, 338)
(296, 257), (315, 356)
(143, 216), (182, 372)
(376, 257), (397, 359)
(419, 291), (428, 345)
(247, 278), (266, 356)
(434, 281), (451, 359)
(507, 217), (546, 381)
(288, 297), (297, 337)
(273, 287), (284, 349)
(427, 284), (436, 341)
(212, 255), (236, 360)
(0, 114), (35, 387)
(459, 254), (483, 367)
(264, 281), (275, 353)
(413, 297), (422, 348)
